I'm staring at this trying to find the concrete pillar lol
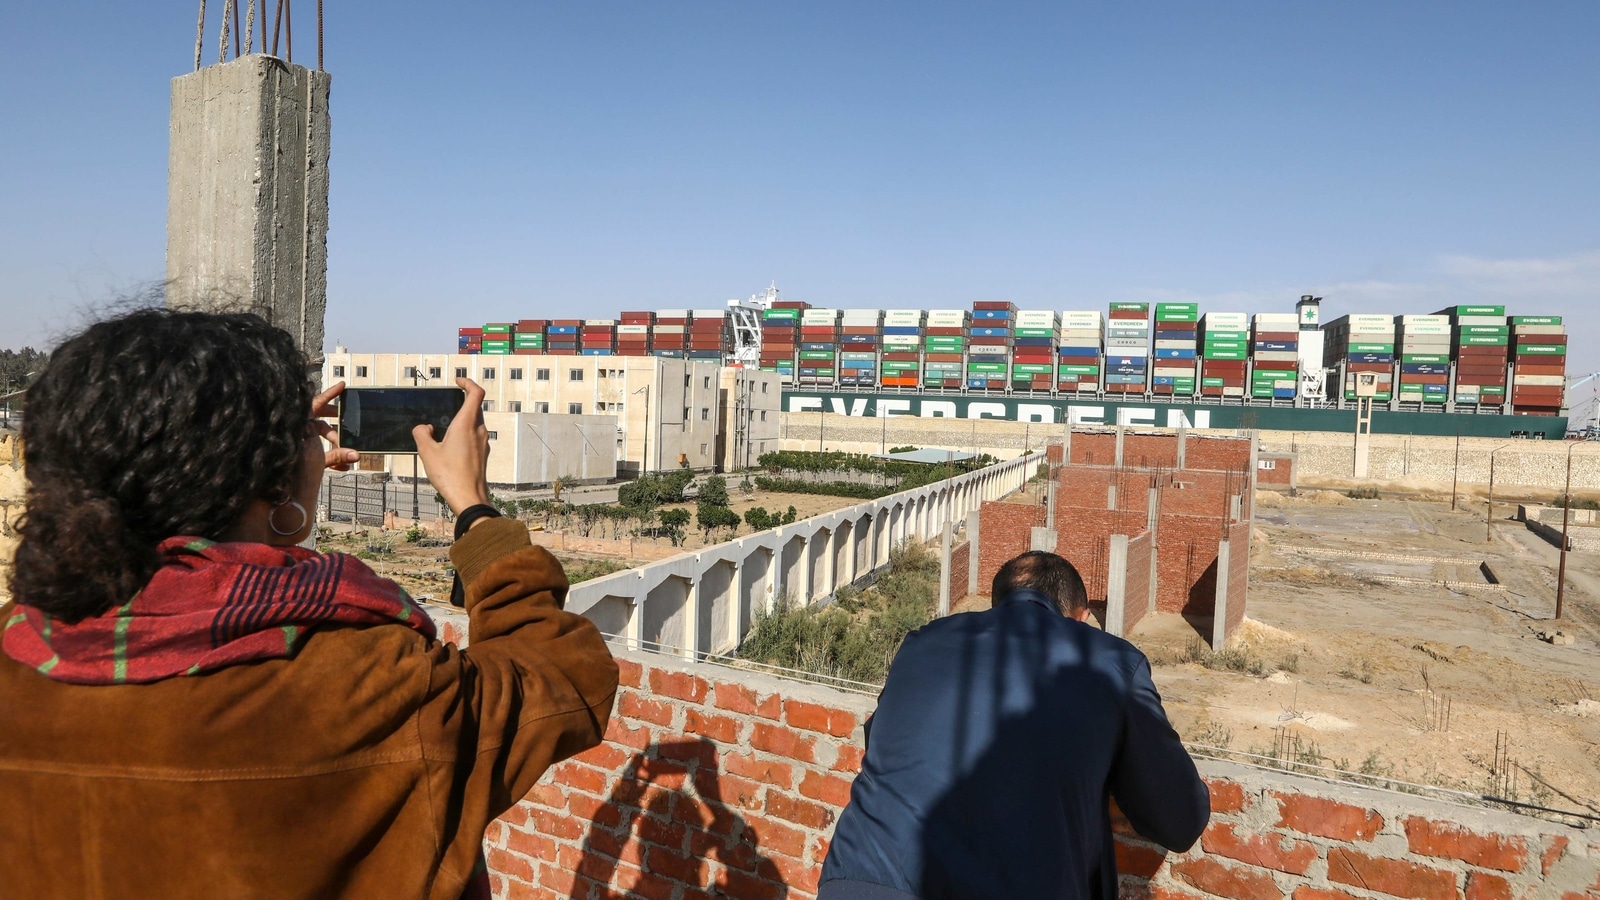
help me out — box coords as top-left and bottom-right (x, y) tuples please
(1114, 426), (1126, 467)
(1106, 534), (1130, 637)
(821, 530), (836, 598)
(727, 559), (743, 648)
(938, 519), (953, 617)
(1176, 428), (1188, 470)
(1029, 527), (1056, 552)
(167, 56), (331, 358)
(765, 548), (780, 614)
(966, 509), (981, 596)
(1046, 477), (1057, 525)
(797, 536), (813, 606)
(1212, 539), (1232, 648)
(844, 526), (858, 586)
(683, 576), (702, 661)
(1107, 484), (1118, 509)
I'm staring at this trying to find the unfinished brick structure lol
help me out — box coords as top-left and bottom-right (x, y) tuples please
(977, 429), (1254, 646)
(466, 639), (1598, 900)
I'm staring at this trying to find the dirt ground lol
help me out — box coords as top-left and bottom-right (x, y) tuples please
(1142, 490), (1600, 816)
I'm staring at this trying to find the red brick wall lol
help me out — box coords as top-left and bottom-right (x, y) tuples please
(1045, 443), (1065, 465)
(975, 502), (1047, 596)
(1070, 432), (1118, 466)
(1155, 515), (1225, 616)
(1121, 530), (1152, 635)
(1123, 433), (1180, 470)
(1257, 453), (1294, 487)
(1185, 435), (1252, 473)
(481, 651), (1597, 900)
(950, 541), (971, 596)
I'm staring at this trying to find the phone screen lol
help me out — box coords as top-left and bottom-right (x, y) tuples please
(337, 387), (466, 454)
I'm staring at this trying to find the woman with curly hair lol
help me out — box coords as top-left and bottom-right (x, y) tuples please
(0, 309), (619, 898)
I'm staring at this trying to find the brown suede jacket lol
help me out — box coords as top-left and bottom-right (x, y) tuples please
(0, 518), (619, 899)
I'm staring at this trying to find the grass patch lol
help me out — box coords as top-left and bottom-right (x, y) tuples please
(562, 557), (629, 585)
(1345, 486), (1381, 500)
(738, 542), (940, 685)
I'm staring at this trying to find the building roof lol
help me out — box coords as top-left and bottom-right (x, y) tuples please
(871, 449), (976, 465)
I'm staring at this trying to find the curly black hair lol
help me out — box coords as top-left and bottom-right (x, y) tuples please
(13, 309), (313, 622)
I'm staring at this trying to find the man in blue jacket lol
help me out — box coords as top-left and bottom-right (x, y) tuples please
(819, 551), (1209, 900)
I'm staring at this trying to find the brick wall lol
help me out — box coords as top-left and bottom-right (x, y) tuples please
(1257, 453), (1295, 488)
(1123, 433), (1180, 470)
(479, 648), (1599, 899)
(975, 501), (1047, 596)
(1122, 530), (1152, 635)
(1071, 432), (1119, 466)
(1156, 515), (1226, 616)
(950, 540), (971, 597)
(1185, 435), (1253, 473)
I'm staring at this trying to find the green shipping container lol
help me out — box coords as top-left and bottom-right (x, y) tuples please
(1454, 305), (1506, 316)
(1202, 377), (1226, 387)
(1402, 354), (1449, 364)
(1458, 335), (1509, 346)
(1155, 311), (1198, 323)
(1203, 349), (1249, 360)
(1516, 345), (1567, 355)
(1203, 340), (1247, 351)
(1202, 330), (1249, 341)
(1057, 364), (1101, 375)
(481, 348), (511, 355)
(799, 350), (835, 360)
(1457, 325), (1509, 335)
(1012, 363), (1052, 374)
(1253, 369), (1297, 380)
(1480, 385), (1506, 395)
(1349, 343), (1395, 353)
(1014, 328), (1055, 338)
(967, 362), (1007, 374)
(1109, 302), (1150, 313)
(1510, 316), (1562, 325)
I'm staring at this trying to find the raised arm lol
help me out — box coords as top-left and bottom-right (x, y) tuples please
(1108, 653), (1210, 851)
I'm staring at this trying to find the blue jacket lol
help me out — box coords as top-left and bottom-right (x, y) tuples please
(819, 590), (1209, 900)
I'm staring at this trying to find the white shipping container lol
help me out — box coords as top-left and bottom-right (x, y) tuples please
(1254, 313), (1299, 325)
(1513, 325), (1566, 335)
(968, 344), (1009, 356)
(1346, 314), (1395, 328)
(883, 310), (924, 325)
(1454, 315), (1505, 327)
(1400, 315), (1451, 326)
(1154, 339), (1198, 350)
(1255, 351), (1299, 362)
(1106, 337), (1149, 348)
(691, 309), (726, 319)
(651, 325), (686, 334)
(1060, 310), (1103, 324)
(1202, 313), (1251, 329)
(1154, 366), (1196, 377)
(583, 319), (619, 326)
(1513, 374), (1565, 387)
(617, 325), (650, 335)
(657, 308), (691, 318)
(1060, 329), (1103, 343)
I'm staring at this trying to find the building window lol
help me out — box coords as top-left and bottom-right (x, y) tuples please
(509, 401), (522, 413)
(700, 408), (709, 421)
(454, 367), (467, 379)
(355, 366), (368, 377)
(598, 369), (607, 379)
(683, 407), (690, 421)
(332, 365), (345, 377)
(699, 443), (708, 456)
(535, 402), (549, 414)
(482, 401), (493, 411)
(614, 403), (623, 414)
(482, 368), (496, 380)
(684, 374), (691, 387)
(487, 431), (498, 441)
(429, 367), (442, 379)
(703, 376), (710, 389)
(760, 410), (767, 422)
(761, 382), (768, 393)
(510, 368), (523, 380)
(404, 366), (419, 379)
(536, 368), (550, 381)
(568, 403), (583, 415)
(569, 369), (583, 382)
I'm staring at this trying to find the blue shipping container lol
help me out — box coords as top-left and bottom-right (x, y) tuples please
(972, 309), (1012, 320)
(1400, 363), (1449, 375)
(1154, 348), (1197, 360)
(1013, 337), (1054, 347)
(581, 349), (613, 356)
(1255, 341), (1298, 352)
(882, 326), (921, 335)
(970, 326), (1011, 338)
(1059, 346), (1102, 357)
(547, 325), (578, 335)
(1347, 352), (1394, 364)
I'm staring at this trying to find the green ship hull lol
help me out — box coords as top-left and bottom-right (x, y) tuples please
(782, 390), (1567, 439)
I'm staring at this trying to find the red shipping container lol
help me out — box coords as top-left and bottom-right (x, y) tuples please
(926, 327), (965, 336)
(1108, 310), (1147, 320)
(1254, 331), (1298, 343)
(883, 352), (919, 361)
(840, 326), (878, 335)
(972, 300), (1016, 311)
(925, 353), (963, 362)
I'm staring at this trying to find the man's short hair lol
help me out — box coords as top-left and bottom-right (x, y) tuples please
(992, 551), (1088, 617)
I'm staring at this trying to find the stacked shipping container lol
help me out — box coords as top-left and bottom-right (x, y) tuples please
(839, 309), (882, 387)
(881, 309), (922, 387)
(1511, 316), (1565, 416)
(1253, 313), (1301, 399)
(618, 312), (654, 356)
(1323, 314), (1395, 401)
(968, 301), (1015, 389)
(1397, 315), (1451, 404)
(1199, 312), (1249, 397)
(1105, 302), (1150, 394)
(924, 309), (967, 388)
(1152, 303), (1198, 396)
(799, 308), (840, 386)
(1011, 309), (1058, 391)
(1057, 310), (1102, 392)
(759, 302), (805, 382)
(1440, 305), (1508, 407)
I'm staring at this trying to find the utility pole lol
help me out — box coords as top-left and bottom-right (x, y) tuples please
(1557, 444), (1575, 619)
(1451, 428), (1461, 512)
(633, 384), (651, 474)
(1487, 445), (1512, 543)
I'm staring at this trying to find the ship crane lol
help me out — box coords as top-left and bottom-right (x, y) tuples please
(724, 281), (780, 367)
(1567, 372), (1600, 439)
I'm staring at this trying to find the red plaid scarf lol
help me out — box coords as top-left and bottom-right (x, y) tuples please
(3, 537), (436, 685)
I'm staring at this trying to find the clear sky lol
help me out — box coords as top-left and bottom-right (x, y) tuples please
(3, 3), (1597, 391)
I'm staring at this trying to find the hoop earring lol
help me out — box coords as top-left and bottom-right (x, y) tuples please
(269, 500), (309, 537)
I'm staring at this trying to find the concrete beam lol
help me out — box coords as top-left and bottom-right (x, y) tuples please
(1030, 527), (1057, 553)
(1106, 534), (1130, 637)
(1212, 539), (1231, 648)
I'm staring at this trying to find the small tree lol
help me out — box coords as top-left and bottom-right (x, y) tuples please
(658, 508), (691, 547)
(782, 505), (799, 525)
(744, 507), (774, 532)
(698, 475), (729, 508)
(697, 502), (740, 542)
(551, 474), (578, 503)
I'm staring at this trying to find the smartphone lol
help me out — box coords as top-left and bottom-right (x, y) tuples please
(337, 387), (467, 454)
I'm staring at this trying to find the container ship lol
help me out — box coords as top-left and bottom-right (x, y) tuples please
(452, 290), (1570, 439)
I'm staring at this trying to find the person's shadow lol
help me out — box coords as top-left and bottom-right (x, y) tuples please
(572, 736), (789, 899)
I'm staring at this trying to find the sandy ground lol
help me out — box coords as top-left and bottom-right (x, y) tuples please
(1143, 491), (1600, 815)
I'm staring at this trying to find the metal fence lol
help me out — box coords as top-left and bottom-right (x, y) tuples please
(318, 473), (449, 526)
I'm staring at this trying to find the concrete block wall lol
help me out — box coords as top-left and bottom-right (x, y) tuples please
(466, 646), (1598, 899)
(1120, 531), (1153, 636)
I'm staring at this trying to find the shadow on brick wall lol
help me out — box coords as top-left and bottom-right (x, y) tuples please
(571, 736), (789, 899)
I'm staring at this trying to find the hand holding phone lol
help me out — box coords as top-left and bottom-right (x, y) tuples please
(411, 378), (492, 516)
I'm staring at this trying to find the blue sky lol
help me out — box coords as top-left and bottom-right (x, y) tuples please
(3, 2), (1597, 389)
